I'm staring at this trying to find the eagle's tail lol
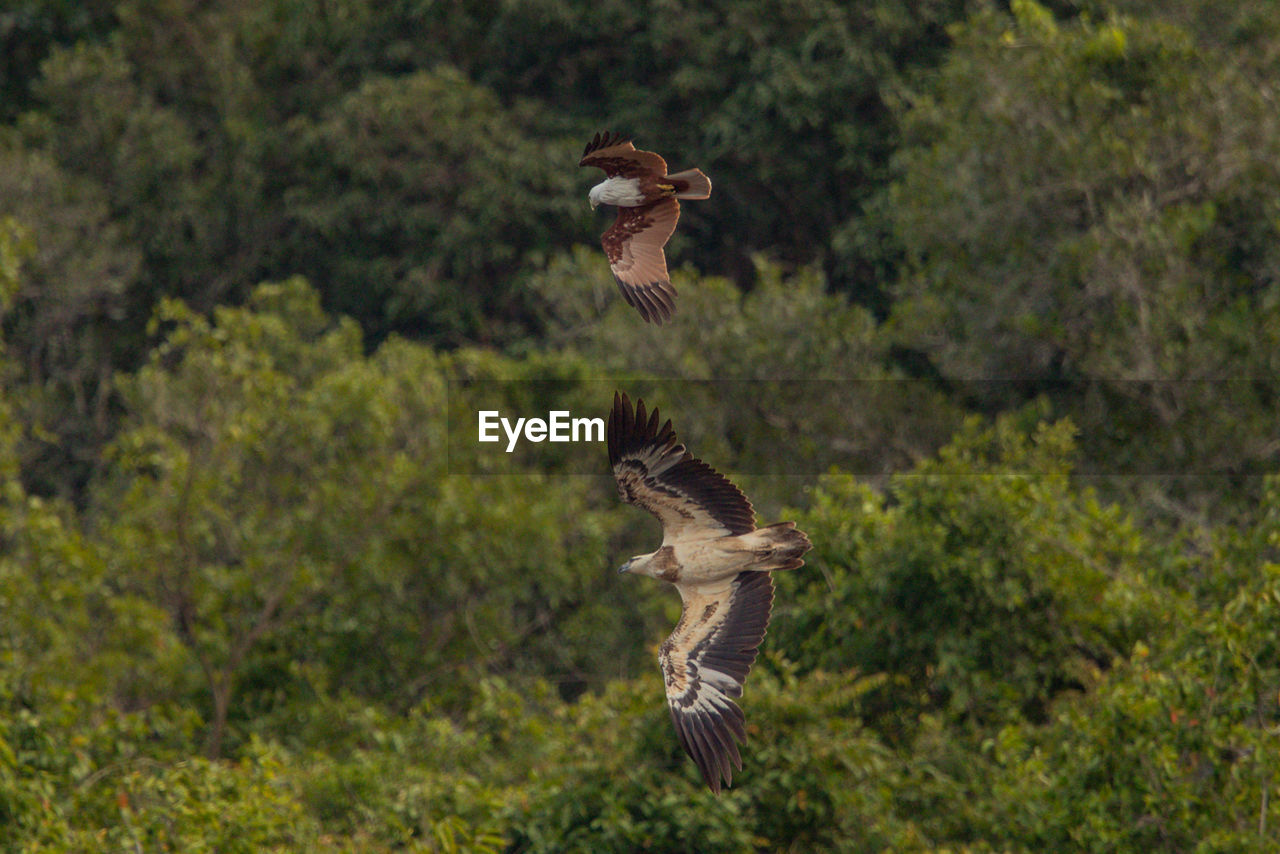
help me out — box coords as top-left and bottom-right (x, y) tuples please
(666, 168), (712, 200)
(751, 522), (811, 572)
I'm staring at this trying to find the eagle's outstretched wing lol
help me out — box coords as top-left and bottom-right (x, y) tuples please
(602, 199), (680, 324)
(661, 571), (773, 793)
(608, 392), (755, 543)
(580, 130), (668, 178)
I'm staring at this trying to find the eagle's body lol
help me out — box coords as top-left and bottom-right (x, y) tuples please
(608, 392), (811, 793)
(580, 132), (712, 324)
(620, 524), (808, 585)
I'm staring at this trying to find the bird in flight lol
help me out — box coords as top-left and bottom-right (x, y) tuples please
(580, 132), (712, 324)
(607, 391), (811, 792)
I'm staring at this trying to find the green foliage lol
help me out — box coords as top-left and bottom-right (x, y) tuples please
(96, 278), (658, 755)
(983, 493), (1280, 849)
(27, 37), (226, 304)
(105, 743), (308, 852)
(1095, 0), (1280, 66)
(425, 0), (974, 301)
(3, 1), (1280, 850)
(0, 0), (117, 122)
(0, 487), (180, 713)
(530, 253), (964, 495)
(534, 253), (886, 378)
(0, 224), (180, 706)
(0, 148), (140, 497)
(507, 667), (924, 853)
(277, 68), (590, 343)
(779, 417), (1165, 736)
(0, 216), (31, 314)
(101, 279), (379, 754)
(286, 685), (534, 850)
(889, 0), (1280, 505)
(8, 0), (976, 359)
(0, 695), (316, 851)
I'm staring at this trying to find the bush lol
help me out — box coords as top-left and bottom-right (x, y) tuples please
(777, 416), (1165, 736)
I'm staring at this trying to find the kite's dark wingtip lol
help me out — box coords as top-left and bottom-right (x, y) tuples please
(582, 129), (630, 158)
(612, 275), (675, 325)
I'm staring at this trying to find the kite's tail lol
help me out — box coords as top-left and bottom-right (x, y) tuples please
(666, 168), (712, 200)
(750, 522), (811, 572)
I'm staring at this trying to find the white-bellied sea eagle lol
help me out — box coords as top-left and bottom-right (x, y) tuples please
(608, 391), (811, 792)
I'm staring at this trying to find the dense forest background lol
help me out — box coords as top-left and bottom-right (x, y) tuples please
(2, 0), (1280, 849)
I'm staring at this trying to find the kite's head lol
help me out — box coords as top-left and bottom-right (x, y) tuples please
(617, 557), (636, 574)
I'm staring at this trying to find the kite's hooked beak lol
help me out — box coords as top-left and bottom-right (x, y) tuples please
(617, 559), (633, 574)
(589, 199), (599, 210)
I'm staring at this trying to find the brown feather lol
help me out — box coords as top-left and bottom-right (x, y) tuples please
(660, 571), (774, 793)
(600, 199), (680, 325)
(608, 392), (755, 539)
(580, 130), (669, 178)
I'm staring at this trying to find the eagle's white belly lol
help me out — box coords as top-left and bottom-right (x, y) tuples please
(666, 537), (761, 583)
(590, 176), (646, 208)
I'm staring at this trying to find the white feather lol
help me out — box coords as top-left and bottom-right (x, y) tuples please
(589, 176), (645, 208)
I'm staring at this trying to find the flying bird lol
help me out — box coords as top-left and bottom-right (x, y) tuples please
(608, 391), (811, 792)
(580, 132), (712, 324)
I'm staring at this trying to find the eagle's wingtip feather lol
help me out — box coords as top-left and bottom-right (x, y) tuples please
(582, 129), (630, 160)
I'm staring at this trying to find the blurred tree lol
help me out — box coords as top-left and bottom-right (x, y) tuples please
(776, 416), (1165, 738)
(419, 0), (974, 308)
(0, 216), (32, 491)
(232, 0), (454, 115)
(28, 36), (264, 311)
(1, 703), (321, 851)
(7, 23), (274, 500)
(6, 0), (977, 363)
(10, 0), (980, 348)
(0, 149), (139, 500)
(1, 218), (173, 715)
(98, 279), (658, 754)
(889, 0), (1280, 506)
(505, 667), (923, 853)
(0, 216), (28, 327)
(529, 253), (964, 498)
(1096, 0), (1280, 66)
(276, 68), (590, 345)
(983, 481), (1280, 849)
(102, 278), (372, 756)
(0, 218), (193, 849)
(0, 0), (116, 122)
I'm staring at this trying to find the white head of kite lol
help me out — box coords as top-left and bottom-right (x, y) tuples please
(607, 391), (811, 793)
(580, 132), (712, 325)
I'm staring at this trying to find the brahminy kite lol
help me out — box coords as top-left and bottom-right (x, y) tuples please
(580, 132), (712, 324)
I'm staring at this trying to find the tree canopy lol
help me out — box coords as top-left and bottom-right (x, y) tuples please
(2, 0), (1279, 849)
